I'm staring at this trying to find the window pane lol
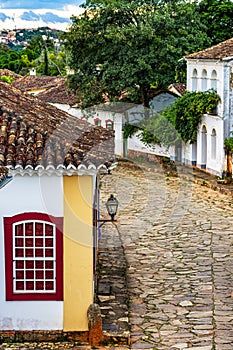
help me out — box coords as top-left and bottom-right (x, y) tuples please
(26, 270), (34, 279)
(25, 238), (33, 247)
(36, 281), (44, 290)
(36, 270), (44, 279)
(25, 248), (34, 257)
(45, 224), (53, 236)
(13, 220), (56, 294)
(15, 238), (23, 247)
(16, 270), (24, 279)
(35, 238), (43, 247)
(16, 281), (24, 290)
(35, 223), (43, 236)
(15, 224), (23, 236)
(25, 223), (33, 236)
(15, 249), (24, 258)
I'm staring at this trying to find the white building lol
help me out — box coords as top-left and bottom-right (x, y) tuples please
(183, 37), (233, 176)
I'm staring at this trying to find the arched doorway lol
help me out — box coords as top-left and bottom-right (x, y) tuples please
(201, 125), (207, 168)
(211, 128), (216, 160)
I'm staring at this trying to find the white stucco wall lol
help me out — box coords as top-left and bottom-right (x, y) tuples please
(84, 109), (124, 156)
(51, 104), (82, 119)
(128, 131), (170, 157)
(0, 175), (63, 330)
(185, 58), (233, 174)
(196, 115), (224, 176)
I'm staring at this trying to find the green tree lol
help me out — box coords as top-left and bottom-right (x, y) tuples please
(197, 0), (233, 45)
(64, 0), (210, 110)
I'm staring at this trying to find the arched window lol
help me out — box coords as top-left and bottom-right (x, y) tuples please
(201, 125), (207, 167)
(94, 118), (101, 126)
(4, 213), (63, 301)
(192, 68), (198, 91)
(211, 70), (217, 91)
(211, 128), (217, 159)
(202, 69), (208, 91)
(105, 120), (114, 130)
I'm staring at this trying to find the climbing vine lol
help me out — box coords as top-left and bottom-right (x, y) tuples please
(123, 124), (141, 139)
(123, 90), (220, 148)
(162, 90), (221, 143)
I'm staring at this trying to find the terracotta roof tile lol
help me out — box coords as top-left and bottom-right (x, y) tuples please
(37, 80), (78, 106)
(168, 83), (186, 96)
(184, 38), (233, 60)
(12, 76), (65, 92)
(0, 69), (21, 80)
(0, 81), (114, 171)
(0, 166), (8, 182)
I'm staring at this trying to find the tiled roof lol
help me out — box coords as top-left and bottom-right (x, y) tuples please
(0, 81), (115, 174)
(0, 166), (8, 182)
(168, 83), (186, 96)
(37, 80), (78, 106)
(11, 75), (65, 92)
(184, 38), (233, 60)
(0, 69), (21, 80)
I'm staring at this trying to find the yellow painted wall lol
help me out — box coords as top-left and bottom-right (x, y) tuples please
(63, 175), (93, 331)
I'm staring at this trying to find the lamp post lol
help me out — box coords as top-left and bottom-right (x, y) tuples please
(106, 194), (119, 221)
(98, 194), (119, 226)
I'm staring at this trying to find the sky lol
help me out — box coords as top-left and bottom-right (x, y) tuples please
(0, 0), (84, 10)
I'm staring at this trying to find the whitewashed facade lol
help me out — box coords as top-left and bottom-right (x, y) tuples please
(0, 175), (63, 330)
(183, 40), (233, 176)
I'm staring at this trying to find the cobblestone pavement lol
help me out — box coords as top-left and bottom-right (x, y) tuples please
(1, 160), (233, 350)
(0, 343), (129, 350)
(99, 159), (233, 350)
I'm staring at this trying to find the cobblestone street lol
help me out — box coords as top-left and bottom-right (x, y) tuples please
(98, 159), (233, 350)
(1, 160), (233, 350)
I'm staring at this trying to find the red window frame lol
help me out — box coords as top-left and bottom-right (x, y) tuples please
(105, 120), (114, 130)
(4, 212), (63, 301)
(94, 118), (101, 126)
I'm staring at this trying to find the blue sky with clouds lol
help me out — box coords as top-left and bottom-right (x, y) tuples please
(0, 0), (84, 9)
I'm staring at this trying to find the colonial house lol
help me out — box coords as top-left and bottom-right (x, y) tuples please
(182, 37), (233, 176)
(0, 81), (114, 341)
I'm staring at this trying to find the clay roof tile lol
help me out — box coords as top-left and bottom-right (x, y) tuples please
(0, 81), (114, 171)
(184, 37), (233, 60)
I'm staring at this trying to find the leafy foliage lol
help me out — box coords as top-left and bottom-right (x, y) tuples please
(224, 137), (233, 153)
(0, 29), (67, 76)
(64, 0), (210, 109)
(123, 91), (220, 148)
(139, 113), (181, 147)
(162, 90), (221, 143)
(123, 124), (141, 139)
(197, 0), (233, 45)
(0, 75), (14, 83)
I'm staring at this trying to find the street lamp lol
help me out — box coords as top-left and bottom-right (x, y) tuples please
(97, 194), (119, 226)
(106, 194), (119, 221)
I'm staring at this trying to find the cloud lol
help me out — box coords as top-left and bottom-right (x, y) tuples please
(0, 0), (84, 10)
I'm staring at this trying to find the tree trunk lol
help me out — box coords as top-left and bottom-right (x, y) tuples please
(226, 150), (232, 180)
(141, 88), (150, 119)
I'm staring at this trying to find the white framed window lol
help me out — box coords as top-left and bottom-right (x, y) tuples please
(211, 70), (217, 91)
(211, 128), (217, 160)
(13, 220), (56, 294)
(192, 68), (198, 91)
(4, 212), (63, 301)
(202, 69), (208, 91)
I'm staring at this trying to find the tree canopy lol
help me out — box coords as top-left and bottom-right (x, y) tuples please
(197, 0), (233, 45)
(64, 0), (210, 109)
